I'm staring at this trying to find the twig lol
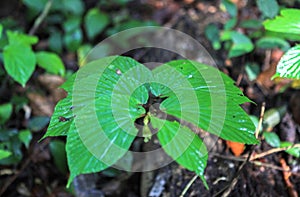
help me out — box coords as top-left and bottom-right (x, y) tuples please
(29, 0), (53, 35)
(179, 174), (198, 197)
(250, 144), (300, 161)
(218, 146), (254, 197)
(256, 102), (265, 139)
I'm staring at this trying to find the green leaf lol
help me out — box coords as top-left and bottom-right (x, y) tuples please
(273, 45), (300, 79)
(0, 129), (23, 165)
(205, 23), (221, 50)
(28, 116), (50, 132)
(45, 56), (258, 187)
(151, 60), (258, 144)
(221, 0), (237, 17)
(280, 142), (300, 158)
(63, 29), (83, 52)
(84, 8), (109, 40)
(42, 96), (73, 138)
(22, 0), (48, 11)
(3, 44), (36, 86)
(229, 31), (254, 58)
(0, 24), (3, 39)
(18, 129), (32, 148)
(6, 31), (38, 45)
(224, 18), (237, 30)
(36, 51), (65, 76)
(0, 103), (13, 124)
(45, 56), (151, 186)
(62, 0), (84, 15)
(151, 117), (208, 188)
(257, 0), (279, 18)
(263, 132), (280, 147)
(49, 140), (68, 174)
(48, 30), (63, 53)
(0, 149), (12, 160)
(77, 44), (92, 66)
(63, 16), (81, 33)
(240, 19), (262, 29)
(66, 123), (108, 187)
(256, 37), (290, 51)
(264, 9), (300, 34)
(245, 63), (260, 81)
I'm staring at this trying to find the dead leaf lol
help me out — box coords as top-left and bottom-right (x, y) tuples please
(38, 74), (66, 103)
(27, 93), (54, 117)
(226, 140), (245, 156)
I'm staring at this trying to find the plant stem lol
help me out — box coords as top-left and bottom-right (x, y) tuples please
(29, 0), (53, 35)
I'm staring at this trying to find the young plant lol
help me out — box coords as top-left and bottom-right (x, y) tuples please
(44, 56), (258, 188)
(0, 24), (65, 86)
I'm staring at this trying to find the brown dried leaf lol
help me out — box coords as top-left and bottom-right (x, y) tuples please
(27, 93), (54, 117)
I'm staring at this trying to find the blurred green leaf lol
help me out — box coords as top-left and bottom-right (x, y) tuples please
(265, 30), (300, 42)
(273, 45), (300, 79)
(263, 132), (280, 147)
(280, 142), (300, 158)
(257, 0), (279, 18)
(221, 0), (237, 17)
(0, 103), (13, 125)
(36, 51), (65, 76)
(18, 129), (32, 148)
(84, 8), (109, 40)
(0, 129), (23, 165)
(3, 44), (36, 86)
(62, 0), (84, 15)
(245, 63), (260, 81)
(6, 31), (38, 45)
(77, 44), (92, 66)
(205, 23), (221, 50)
(48, 30), (63, 53)
(224, 18), (237, 30)
(256, 37), (290, 51)
(63, 29), (83, 52)
(28, 116), (50, 132)
(0, 24), (3, 39)
(22, 0), (48, 11)
(240, 19), (262, 29)
(49, 140), (68, 174)
(264, 9), (300, 35)
(63, 16), (81, 33)
(263, 106), (287, 130)
(228, 31), (254, 58)
(0, 149), (12, 160)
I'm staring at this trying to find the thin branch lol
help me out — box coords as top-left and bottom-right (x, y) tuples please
(256, 102), (265, 139)
(180, 174), (198, 197)
(250, 144), (300, 161)
(29, 0), (53, 35)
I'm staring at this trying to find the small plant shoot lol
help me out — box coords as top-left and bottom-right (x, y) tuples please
(43, 56), (258, 188)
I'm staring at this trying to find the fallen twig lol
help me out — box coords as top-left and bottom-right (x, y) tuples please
(29, 0), (53, 35)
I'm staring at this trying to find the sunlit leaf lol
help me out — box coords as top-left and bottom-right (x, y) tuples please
(264, 9), (300, 34)
(36, 51), (65, 76)
(0, 149), (12, 160)
(273, 45), (300, 79)
(3, 44), (36, 86)
(151, 117), (208, 188)
(18, 129), (32, 148)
